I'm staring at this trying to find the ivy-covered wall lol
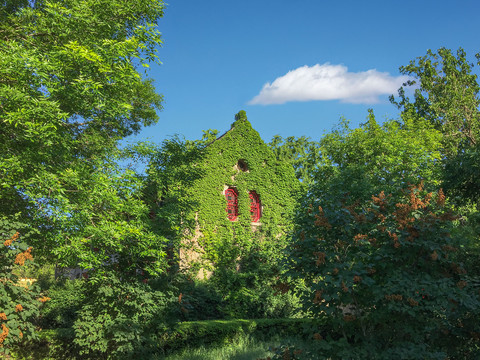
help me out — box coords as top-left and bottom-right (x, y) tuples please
(148, 111), (301, 277)
(185, 111), (300, 275)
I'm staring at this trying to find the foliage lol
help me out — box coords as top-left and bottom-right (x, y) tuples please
(14, 262), (56, 292)
(163, 334), (272, 360)
(1, 2), (174, 359)
(163, 332), (322, 360)
(158, 318), (319, 354)
(444, 144), (480, 204)
(11, 318), (318, 359)
(263, 344), (316, 360)
(9, 328), (77, 360)
(169, 276), (224, 321)
(392, 47), (480, 284)
(317, 111), (443, 201)
(0, 0), (165, 271)
(268, 135), (322, 187)
(144, 131), (217, 243)
(390, 47), (480, 155)
(288, 183), (480, 359)
(0, 216), (43, 355)
(39, 279), (85, 329)
(72, 272), (175, 359)
(146, 111), (302, 318)
(269, 110), (443, 192)
(45, 151), (169, 277)
(213, 243), (304, 319)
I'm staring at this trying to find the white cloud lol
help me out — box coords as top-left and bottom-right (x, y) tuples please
(248, 63), (410, 105)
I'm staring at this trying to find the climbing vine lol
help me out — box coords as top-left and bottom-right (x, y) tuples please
(146, 111), (302, 317)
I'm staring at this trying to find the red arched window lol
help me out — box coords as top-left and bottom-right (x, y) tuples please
(225, 188), (238, 221)
(249, 191), (261, 222)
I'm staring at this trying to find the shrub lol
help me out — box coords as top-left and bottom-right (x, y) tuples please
(72, 272), (175, 359)
(210, 242), (304, 320)
(288, 184), (480, 359)
(39, 279), (85, 329)
(11, 317), (318, 359)
(168, 276), (224, 321)
(0, 216), (43, 356)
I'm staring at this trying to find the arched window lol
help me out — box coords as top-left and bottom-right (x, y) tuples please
(225, 188), (238, 221)
(249, 191), (261, 222)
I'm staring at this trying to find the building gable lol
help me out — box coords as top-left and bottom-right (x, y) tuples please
(149, 111), (300, 277)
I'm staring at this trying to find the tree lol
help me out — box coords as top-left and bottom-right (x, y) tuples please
(43, 150), (169, 277)
(315, 110), (443, 204)
(0, 0), (165, 270)
(443, 145), (480, 204)
(390, 47), (480, 155)
(288, 183), (480, 359)
(268, 135), (322, 187)
(390, 48), (480, 275)
(1, 3), (171, 355)
(269, 110), (443, 193)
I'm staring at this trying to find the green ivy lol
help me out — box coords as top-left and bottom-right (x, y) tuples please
(147, 111), (302, 318)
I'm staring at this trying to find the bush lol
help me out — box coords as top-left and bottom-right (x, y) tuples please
(288, 184), (480, 359)
(0, 216), (43, 356)
(219, 279), (302, 319)
(210, 243), (304, 320)
(12, 318), (319, 359)
(39, 279), (85, 329)
(72, 272), (175, 359)
(168, 276), (224, 321)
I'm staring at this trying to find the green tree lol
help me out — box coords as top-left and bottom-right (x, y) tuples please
(390, 48), (480, 281)
(288, 184), (480, 359)
(144, 131), (218, 244)
(270, 111), (443, 193)
(315, 111), (443, 204)
(0, 0), (165, 270)
(390, 47), (480, 155)
(443, 145), (480, 204)
(1, 3), (168, 353)
(72, 272), (175, 359)
(268, 135), (322, 187)
(43, 150), (169, 277)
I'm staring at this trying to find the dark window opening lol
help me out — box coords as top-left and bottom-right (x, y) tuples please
(249, 191), (261, 222)
(226, 187), (238, 221)
(237, 159), (248, 172)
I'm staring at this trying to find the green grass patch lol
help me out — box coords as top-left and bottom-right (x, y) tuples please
(161, 333), (317, 360)
(159, 318), (321, 353)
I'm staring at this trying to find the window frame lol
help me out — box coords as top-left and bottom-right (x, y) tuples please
(249, 191), (261, 222)
(225, 187), (239, 221)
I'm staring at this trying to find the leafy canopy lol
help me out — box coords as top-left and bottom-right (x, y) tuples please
(390, 47), (480, 155)
(0, 0), (166, 272)
(313, 110), (443, 203)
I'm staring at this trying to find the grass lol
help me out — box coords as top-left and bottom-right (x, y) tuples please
(161, 334), (314, 360)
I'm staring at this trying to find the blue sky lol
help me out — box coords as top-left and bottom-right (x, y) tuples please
(126, 0), (479, 145)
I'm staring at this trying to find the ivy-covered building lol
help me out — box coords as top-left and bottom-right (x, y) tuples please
(148, 111), (300, 278)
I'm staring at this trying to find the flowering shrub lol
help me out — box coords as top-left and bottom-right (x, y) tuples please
(0, 217), (43, 356)
(288, 184), (480, 359)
